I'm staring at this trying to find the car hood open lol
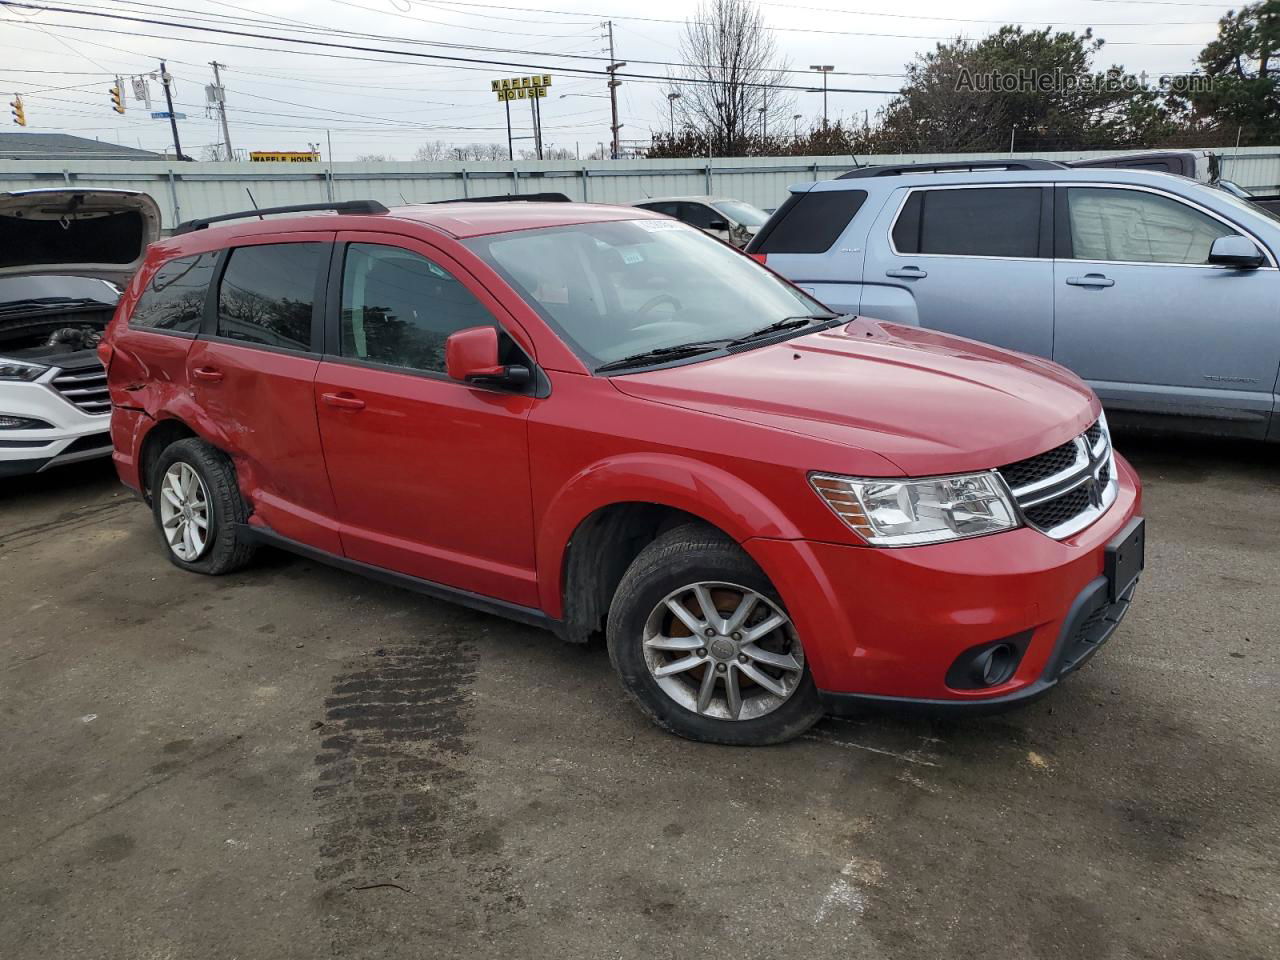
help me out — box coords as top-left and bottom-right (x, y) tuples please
(609, 318), (1101, 477)
(0, 189), (162, 285)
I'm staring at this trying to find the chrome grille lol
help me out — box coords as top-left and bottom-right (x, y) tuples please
(51, 362), (110, 415)
(998, 418), (1116, 540)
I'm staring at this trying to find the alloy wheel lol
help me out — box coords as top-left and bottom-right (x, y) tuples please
(641, 581), (804, 721)
(158, 461), (212, 561)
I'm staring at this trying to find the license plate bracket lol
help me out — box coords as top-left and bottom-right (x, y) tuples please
(1105, 516), (1145, 601)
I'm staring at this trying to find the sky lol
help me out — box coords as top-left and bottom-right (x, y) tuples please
(0, 0), (1244, 161)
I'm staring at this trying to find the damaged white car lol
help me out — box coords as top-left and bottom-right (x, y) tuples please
(0, 189), (160, 478)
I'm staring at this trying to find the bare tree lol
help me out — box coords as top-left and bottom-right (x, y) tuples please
(355, 153), (391, 162)
(413, 140), (447, 161)
(665, 0), (794, 155)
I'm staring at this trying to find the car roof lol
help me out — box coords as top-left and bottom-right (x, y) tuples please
(801, 167), (1205, 194)
(636, 196), (730, 204)
(163, 201), (664, 251)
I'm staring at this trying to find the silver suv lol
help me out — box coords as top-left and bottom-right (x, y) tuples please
(749, 160), (1280, 441)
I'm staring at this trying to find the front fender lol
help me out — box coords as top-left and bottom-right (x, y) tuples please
(536, 452), (804, 619)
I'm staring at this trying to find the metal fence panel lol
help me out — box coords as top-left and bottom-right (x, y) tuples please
(3, 147), (1278, 230)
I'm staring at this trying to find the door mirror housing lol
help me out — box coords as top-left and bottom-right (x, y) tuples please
(1207, 235), (1265, 269)
(445, 326), (531, 388)
(706, 218), (730, 231)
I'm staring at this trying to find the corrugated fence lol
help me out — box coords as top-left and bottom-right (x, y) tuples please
(2, 147), (1278, 230)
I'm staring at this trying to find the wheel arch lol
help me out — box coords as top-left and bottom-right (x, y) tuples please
(137, 416), (199, 502)
(538, 452), (804, 635)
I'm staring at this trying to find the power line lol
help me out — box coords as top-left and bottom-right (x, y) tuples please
(0, 3), (904, 92)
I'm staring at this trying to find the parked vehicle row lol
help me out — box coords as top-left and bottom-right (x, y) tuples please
(96, 199), (1143, 745)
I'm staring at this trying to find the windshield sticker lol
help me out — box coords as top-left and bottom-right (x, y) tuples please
(632, 218), (688, 232)
(620, 248), (644, 264)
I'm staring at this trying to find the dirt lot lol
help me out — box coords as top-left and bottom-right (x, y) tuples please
(1, 432), (1276, 960)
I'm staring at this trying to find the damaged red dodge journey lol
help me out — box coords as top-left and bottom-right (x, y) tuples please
(102, 199), (1145, 744)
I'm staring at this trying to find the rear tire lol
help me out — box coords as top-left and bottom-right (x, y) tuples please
(606, 523), (823, 745)
(150, 438), (256, 575)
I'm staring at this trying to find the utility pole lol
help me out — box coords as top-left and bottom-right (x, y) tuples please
(159, 61), (185, 161)
(504, 97), (513, 160)
(667, 91), (680, 138)
(605, 21), (625, 160)
(810, 65), (833, 130)
(760, 85), (767, 140)
(209, 61), (233, 161)
(793, 113), (802, 139)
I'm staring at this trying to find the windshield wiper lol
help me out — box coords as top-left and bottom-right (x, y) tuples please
(728, 314), (842, 346)
(595, 340), (729, 373)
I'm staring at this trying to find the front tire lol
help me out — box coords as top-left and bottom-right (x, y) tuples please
(150, 438), (256, 575)
(606, 523), (823, 745)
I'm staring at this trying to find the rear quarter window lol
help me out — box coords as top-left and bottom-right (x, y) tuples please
(748, 189), (868, 255)
(128, 252), (218, 334)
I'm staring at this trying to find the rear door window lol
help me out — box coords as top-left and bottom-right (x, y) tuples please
(216, 242), (325, 351)
(129, 252), (218, 334)
(892, 187), (1043, 258)
(339, 243), (495, 374)
(748, 189), (868, 255)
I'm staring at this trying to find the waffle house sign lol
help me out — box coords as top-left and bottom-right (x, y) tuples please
(493, 75), (552, 101)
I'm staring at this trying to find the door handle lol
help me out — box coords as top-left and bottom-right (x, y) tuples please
(1066, 274), (1115, 288)
(885, 266), (927, 279)
(191, 366), (224, 383)
(321, 391), (366, 411)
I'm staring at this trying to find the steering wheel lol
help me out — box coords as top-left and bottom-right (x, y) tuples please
(636, 293), (682, 316)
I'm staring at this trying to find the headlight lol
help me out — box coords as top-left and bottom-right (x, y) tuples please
(810, 471), (1020, 546)
(0, 357), (50, 382)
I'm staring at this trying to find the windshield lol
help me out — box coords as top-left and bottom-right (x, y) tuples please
(464, 219), (828, 368)
(1210, 184), (1280, 227)
(712, 200), (769, 227)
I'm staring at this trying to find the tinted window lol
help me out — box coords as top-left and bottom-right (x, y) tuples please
(750, 189), (867, 255)
(677, 203), (722, 229)
(1067, 187), (1236, 264)
(638, 202), (679, 217)
(893, 187), (1042, 257)
(340, 243), (494, 373)
(129, 252), (217, 333)
(216, 243), (323, 351)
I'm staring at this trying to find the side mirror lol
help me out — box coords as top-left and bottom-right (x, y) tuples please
(706, 219), (730, 231)
(1207, 235), (1265, 269)
(445, 326), (531, 388)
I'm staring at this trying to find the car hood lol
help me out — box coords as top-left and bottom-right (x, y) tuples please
(0, 189), (162, 285)
(609, 318), (1101, 477)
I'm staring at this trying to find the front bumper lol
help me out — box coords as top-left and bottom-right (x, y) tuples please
(743, 453), (1143, 707)
(0, 373), (112, 477)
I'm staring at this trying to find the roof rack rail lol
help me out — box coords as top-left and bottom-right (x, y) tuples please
(432, 192), (572, 204)
(837, 159), (1067, 179)
(174, 199), (389, 235)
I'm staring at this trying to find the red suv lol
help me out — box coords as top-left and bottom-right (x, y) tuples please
(102, 199), (1145, 745)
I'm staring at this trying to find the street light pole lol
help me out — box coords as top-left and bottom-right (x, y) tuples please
(810, 65), (833, 130)
(667, 91), (681, 138)
(793, 113), (802, 139)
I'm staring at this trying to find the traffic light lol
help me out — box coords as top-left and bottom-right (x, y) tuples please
(109, 80), (124, 114)
(10, 94), (24, 126)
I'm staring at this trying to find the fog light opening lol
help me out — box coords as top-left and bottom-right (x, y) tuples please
(973, 643), (1017, 687)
